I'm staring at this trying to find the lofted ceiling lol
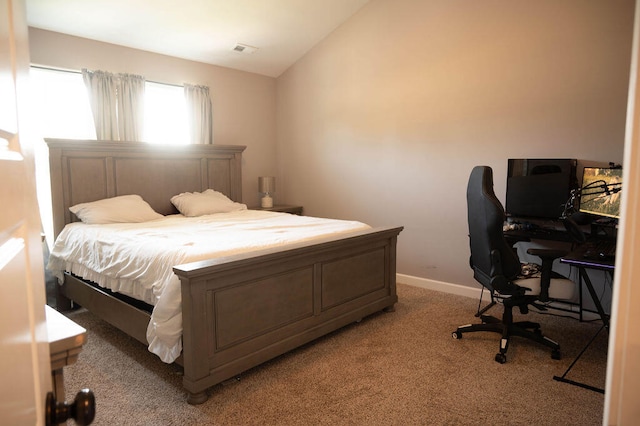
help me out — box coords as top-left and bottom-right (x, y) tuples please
(25, 0), (370, 78)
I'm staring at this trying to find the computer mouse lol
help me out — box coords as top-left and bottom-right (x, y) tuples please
(598, 252), (614, 261)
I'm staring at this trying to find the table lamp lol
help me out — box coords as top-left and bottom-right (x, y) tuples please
(259, 176), (275, 208)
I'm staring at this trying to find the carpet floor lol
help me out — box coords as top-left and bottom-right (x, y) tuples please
(62, 283), (607, 425)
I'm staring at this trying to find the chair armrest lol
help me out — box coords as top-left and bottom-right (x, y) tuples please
(525, 248), (569, 302)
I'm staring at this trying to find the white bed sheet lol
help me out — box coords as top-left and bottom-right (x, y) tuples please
(47, 210), (370, 363)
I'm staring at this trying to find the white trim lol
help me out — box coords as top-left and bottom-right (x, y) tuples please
(605, 2), (640, 421)
(396, 273), (602, 322)
(397, 273), (481, 299)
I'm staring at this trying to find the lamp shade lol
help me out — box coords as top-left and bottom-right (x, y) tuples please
(259, 176), (275, 194)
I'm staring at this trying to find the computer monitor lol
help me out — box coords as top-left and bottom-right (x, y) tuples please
(505, 158), (578, 220)
(579, 167), (623, 219)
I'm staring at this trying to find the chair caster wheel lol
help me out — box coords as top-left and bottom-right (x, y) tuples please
(452, 331), (462, 339)
(552, 349), (561, 360)
(495, 353), (507, 364)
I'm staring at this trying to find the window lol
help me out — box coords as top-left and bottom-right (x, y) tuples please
(143, 81), (189, 145)
(30, 67), (96, 139)
(29, 67), (190, 144)
(30, 66), (193, 250)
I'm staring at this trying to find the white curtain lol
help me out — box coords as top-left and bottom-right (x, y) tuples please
(117, 73), (146, 141)
(83, 69), (145, 141)
(184, 84), (213, 144)
(82, 69), (118, 139)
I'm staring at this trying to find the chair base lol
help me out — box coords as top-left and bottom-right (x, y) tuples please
(452, 315), (561, 364)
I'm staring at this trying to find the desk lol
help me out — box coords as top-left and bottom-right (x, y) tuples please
(504, 227), (574, 243)
(46, 305), (87, 400)
(561, 247), (614, 326)
(555, 247), (614, 393)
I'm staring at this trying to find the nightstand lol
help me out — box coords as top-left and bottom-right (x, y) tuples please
(256, 205), (303, 215)
(46, 305), (87, 400)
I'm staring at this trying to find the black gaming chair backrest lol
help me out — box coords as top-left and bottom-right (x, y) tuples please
(467, 166), (521, 292)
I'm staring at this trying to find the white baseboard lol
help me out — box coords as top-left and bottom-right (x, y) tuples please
(396, 274), (481, 299)
(396, 273), (601, 322)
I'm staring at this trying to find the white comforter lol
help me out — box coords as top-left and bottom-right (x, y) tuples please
(47, 210), (370, 363)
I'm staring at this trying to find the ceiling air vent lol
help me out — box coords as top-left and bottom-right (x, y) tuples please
(232, 43), (258, 54)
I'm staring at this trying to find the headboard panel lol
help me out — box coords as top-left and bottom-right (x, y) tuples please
(47, 139), (246, 238)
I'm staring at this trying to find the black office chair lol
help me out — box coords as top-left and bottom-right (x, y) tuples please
(452, 166), (576, 363)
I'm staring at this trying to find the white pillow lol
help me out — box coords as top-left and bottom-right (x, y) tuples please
(170, 189), (247, 217)
(69, 194), (164, 224)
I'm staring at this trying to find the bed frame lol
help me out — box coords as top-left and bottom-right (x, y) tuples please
(47, 139), (402, 404)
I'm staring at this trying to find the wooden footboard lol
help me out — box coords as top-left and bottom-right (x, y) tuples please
(174, 226), (402, 404)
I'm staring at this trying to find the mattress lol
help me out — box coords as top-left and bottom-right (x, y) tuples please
(47, 210), (370, 363)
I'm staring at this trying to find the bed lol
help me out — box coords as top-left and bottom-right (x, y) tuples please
(46, 138), (403, 404)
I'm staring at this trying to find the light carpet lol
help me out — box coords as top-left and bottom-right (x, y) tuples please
(62, 283), (607, 425)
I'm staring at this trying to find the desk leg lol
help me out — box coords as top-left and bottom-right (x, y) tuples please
(580, 267), (609, 327)
(553, 323), (606, 394)
(553, 266), (608, 394)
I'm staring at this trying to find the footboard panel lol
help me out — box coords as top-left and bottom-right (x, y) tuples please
(174, 226), (402, 402)
(213, 267), (315, 350)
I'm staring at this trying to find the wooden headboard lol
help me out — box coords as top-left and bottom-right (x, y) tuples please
(46, 139), (246, 238)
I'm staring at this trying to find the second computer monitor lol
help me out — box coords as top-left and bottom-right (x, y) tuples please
(579, 167), (623, 219)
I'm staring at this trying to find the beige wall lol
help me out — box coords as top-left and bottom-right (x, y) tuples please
(29, 28), (277, 207)
(276, 0), (635, 287)
(28, 0), (636, 289)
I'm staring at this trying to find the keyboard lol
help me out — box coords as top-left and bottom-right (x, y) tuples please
(583, 239), (617, 260)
